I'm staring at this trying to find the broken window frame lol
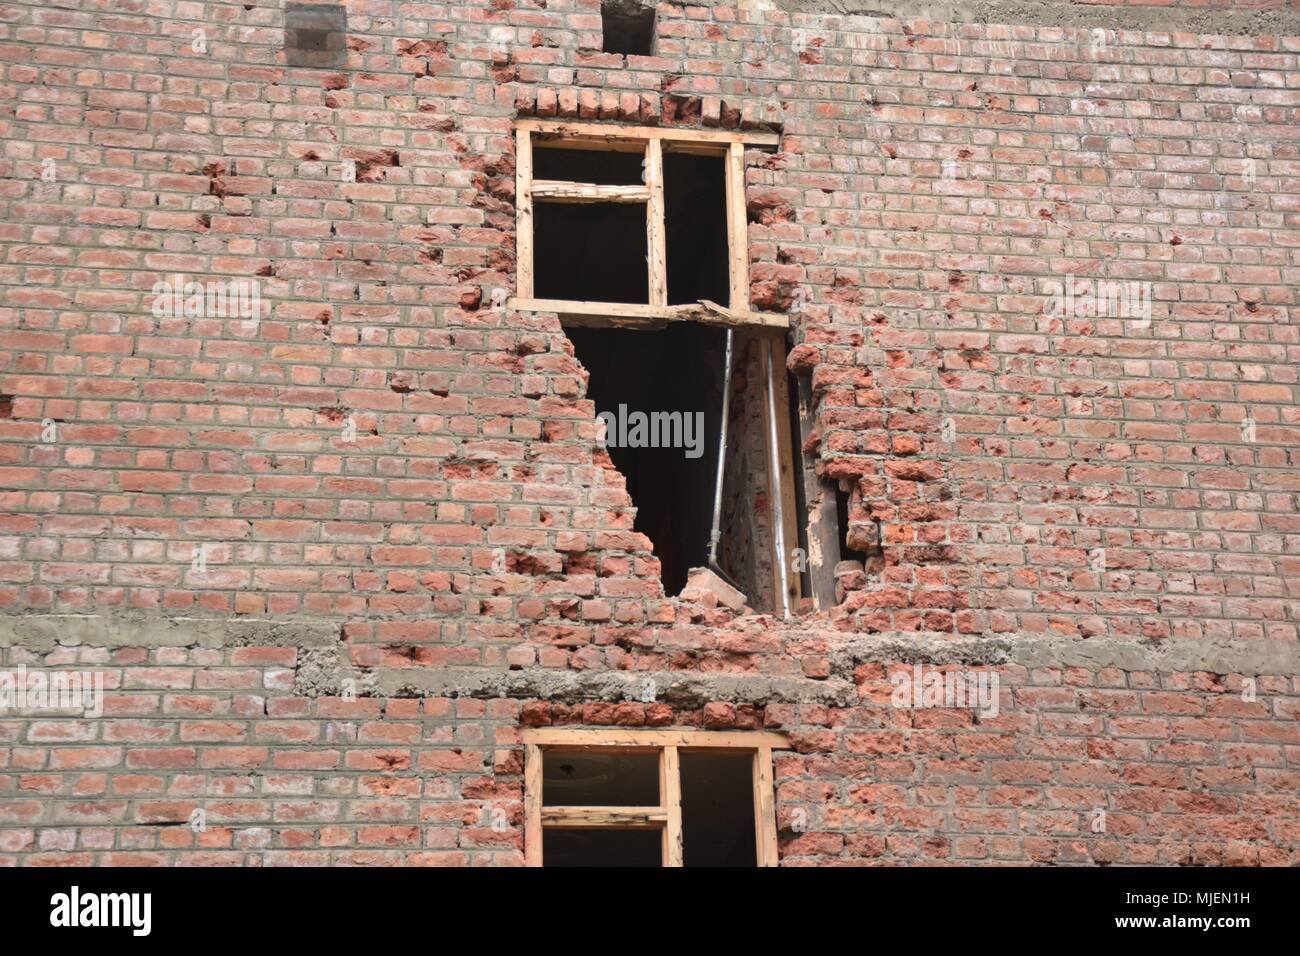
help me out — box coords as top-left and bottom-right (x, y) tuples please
(521, 727), (789, 867)
(512, 120), (784, 329)
(511, 121), (809, 616)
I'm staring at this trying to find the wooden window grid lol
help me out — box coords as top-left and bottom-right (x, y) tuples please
(512, 120), (785, 329)
(521, 728), (790, 867)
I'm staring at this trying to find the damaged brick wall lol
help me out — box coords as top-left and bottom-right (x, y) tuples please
(0, 0), (1298, 865)
(1, 633), (1295, 865)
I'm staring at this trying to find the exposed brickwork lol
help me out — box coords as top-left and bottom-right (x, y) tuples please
(0, 0), (1297, 864)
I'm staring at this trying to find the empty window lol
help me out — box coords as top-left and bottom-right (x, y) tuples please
(522, 729), (787, 867)
(601, 0), (655, 57)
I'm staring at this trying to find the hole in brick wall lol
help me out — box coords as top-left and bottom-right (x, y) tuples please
(284, 2), (347, 68)
(568, 323), (724, 597)
(665, 152), (729, 307)
(528, 132), (812, 614)
(568, 325), (802, 614)
(601, 0), (655, 57)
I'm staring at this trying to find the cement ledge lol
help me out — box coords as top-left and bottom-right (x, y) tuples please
(0, 613), (341, 651)
(770, 0), (1300, 38)
(2, 615), (1296, 682)
(373, 666), (856, 708)
(829, 633), (1300, 677)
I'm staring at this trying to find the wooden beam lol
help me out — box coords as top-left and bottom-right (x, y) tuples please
(521, 728), (791, 749)
(509, 297), (788, 329)
(515, 128), (534, 299)
(518, 118), (780, 149)
(524, 743), (542, 866)
(540, 806), (667, 828)
(725, 142), (750, 311)
(662, 746), (683, 866)
(531, 180), (650, 203)
(753, 746), (780, 867)
(769, 335), (804, 612)
(645, 137), (667, 307)
(760, 341), (786, 616)
(663, 140), (739, 157)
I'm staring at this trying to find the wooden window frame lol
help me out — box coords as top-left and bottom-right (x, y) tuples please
(512, 120), (786, 330)
(521, 728), (789, 867)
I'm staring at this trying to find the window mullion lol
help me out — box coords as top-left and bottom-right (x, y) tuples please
(524, 742), (543, 866)
(661, 745), (683, 866)
(516, 129), (534, 299)
(725, 141), (748, 310)
(645, 137), (667, 307)
(753, 746), (779, 867)
(541, 806), (666, 827)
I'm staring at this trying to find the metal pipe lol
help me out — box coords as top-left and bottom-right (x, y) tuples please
(765, 340), (791, 618)
(707, 328), (734, 566)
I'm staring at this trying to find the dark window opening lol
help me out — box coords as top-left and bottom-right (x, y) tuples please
(543, 828), (662, 867)
(601, 0), (655, 57)
(681, 751), (758, 867)
(534, 147), (644, 185)
(665, 152), (729, 307)
(285, 2), (347, 68)
(568, 323), (725, 597)
(534, 203), (648, 303)
(542, 750), (659, 807)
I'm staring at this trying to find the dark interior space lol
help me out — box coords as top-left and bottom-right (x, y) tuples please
(543, 828), (662, 867)
(534, 202), (648, 303)
(533, 146), (645, 185)
(601, 0), (655, 57)
(542, 750), (659, 807)
(680, 751), (758, 867)
(664, 152), (730, 306)
(567, 323), (725, 596)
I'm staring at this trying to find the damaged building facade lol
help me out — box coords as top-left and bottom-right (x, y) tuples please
(0, 0), (1298, 865)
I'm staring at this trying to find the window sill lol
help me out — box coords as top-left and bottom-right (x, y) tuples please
(509, 297), (789, 329)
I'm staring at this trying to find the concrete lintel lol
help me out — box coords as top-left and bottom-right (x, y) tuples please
(374, 666), (856, 708)
(0, 614), (341, 652)
(829, 633), (1300, 677)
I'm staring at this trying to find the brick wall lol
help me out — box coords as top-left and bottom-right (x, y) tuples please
(0, 0), (1297, 865)
(1, 641), (1294, 865)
